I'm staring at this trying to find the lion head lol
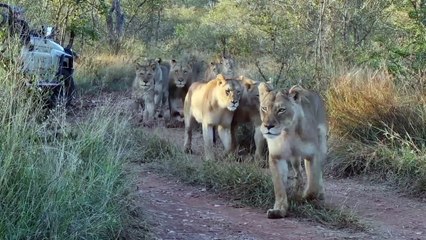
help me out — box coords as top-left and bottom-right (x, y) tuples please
(134, 58), (160, 89)
(238, 76), (260, 108)
(258, 82), (304, 139)
(214, 74), (243, 111)
(169, 59), (193, 88)
(204, 61), (222, 82)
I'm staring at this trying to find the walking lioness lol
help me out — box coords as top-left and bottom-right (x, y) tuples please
(183, 74), (242, 160)
(258, 82), (328, 219)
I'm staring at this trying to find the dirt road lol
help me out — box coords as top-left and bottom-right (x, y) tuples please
(135, 127), (426, 240)
(74, 93), (426, 240)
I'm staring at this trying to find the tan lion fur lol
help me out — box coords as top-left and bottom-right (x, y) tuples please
(183, 74), (243, 160)
(258, 82), (328, 219)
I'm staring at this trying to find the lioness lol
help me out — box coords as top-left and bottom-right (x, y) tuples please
(203, 54), (237, 83)
(231, 76), (266, 161)
(258, 82), (328, 219)
(168, 59), (193, 122)
(184, 74), (243, 160)
(203, 61), (222, 82)
(132, 58), (165, 125)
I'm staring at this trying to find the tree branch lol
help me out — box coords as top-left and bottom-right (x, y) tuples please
(255, 60), (268, 82)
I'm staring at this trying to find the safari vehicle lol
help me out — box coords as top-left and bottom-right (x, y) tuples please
(0, 3), (76, 109)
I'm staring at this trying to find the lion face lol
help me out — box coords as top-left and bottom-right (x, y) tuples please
(134, 58), (161, 89)
(258, 82), (301, 139)
(216, 75), (243, 111)
(135, 63), (157, 89)
(170, 59), (192, 88)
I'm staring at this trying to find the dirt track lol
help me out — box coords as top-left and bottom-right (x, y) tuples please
(137, 127), (426, 240)
(75, 92), (426, 240)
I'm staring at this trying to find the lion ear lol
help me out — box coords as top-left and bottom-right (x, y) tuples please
(258, 82), (272, 99)
(216, 74), (226, 85)
(239, 76), (255, 90)
(289, 85), (303, 103)
(170, 59), (177, 67)
(135, 62), (143, 70)
(156, 58), (162, 64)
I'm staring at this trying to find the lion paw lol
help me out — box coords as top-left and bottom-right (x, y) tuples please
(267, 209), (287, 219)
(303, 191), (325, 202)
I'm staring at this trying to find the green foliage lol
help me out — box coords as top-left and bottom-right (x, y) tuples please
(0, 59), (143, 238)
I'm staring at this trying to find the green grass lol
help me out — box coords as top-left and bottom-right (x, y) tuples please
(132, 129), (365, 231)
(0, 64), (149, 239)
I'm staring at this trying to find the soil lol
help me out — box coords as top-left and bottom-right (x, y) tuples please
(73, 92), (426, 240)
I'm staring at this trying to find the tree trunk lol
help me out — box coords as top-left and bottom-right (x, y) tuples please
(107, 0), (125, 54)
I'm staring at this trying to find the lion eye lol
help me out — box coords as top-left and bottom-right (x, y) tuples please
(183, 70), (188, 74)
(278, 108), (286, 114)
(261, 106), (267, 112)
(175, 70), (179, 73)
(225, 89), (231, 95)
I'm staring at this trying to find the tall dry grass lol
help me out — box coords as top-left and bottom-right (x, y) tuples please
(327, 68), (426, 196)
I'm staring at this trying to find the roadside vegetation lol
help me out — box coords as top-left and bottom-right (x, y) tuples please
(132, 129), (365, 230)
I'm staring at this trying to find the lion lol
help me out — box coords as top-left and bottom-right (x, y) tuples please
(230, 76), (266, 162)
(203, 54), (237, 83)
(132, 58), (165, 125)
(183, 74), (243, 160)
(258, 82), (328, 219)
(167, 59), (193, 123)
(203, 61), (222, 82)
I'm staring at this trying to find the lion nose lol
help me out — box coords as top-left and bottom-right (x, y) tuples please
(264, 124), (274, 130)
(231, 100), (238, 105)
(178, 78), (184, 82)
(143, 79), (149, 83)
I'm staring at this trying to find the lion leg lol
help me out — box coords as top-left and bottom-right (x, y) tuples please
(267, 156), (289, 219)
(254, 126), (266, 162)
(230, 122), (238, 151)
(154, 92), (162, 118)
(143, 102), (155, 126)
(303, 155), (325, 201)
(212, 127), (218, 145)
(202, 123), (215, 160)
(217, 125), (233, 154)
(184, 115), (196, 154)
(291, 156), (304, 201)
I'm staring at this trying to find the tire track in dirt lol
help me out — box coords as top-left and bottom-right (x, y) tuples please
(135, 169), (372, 240)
